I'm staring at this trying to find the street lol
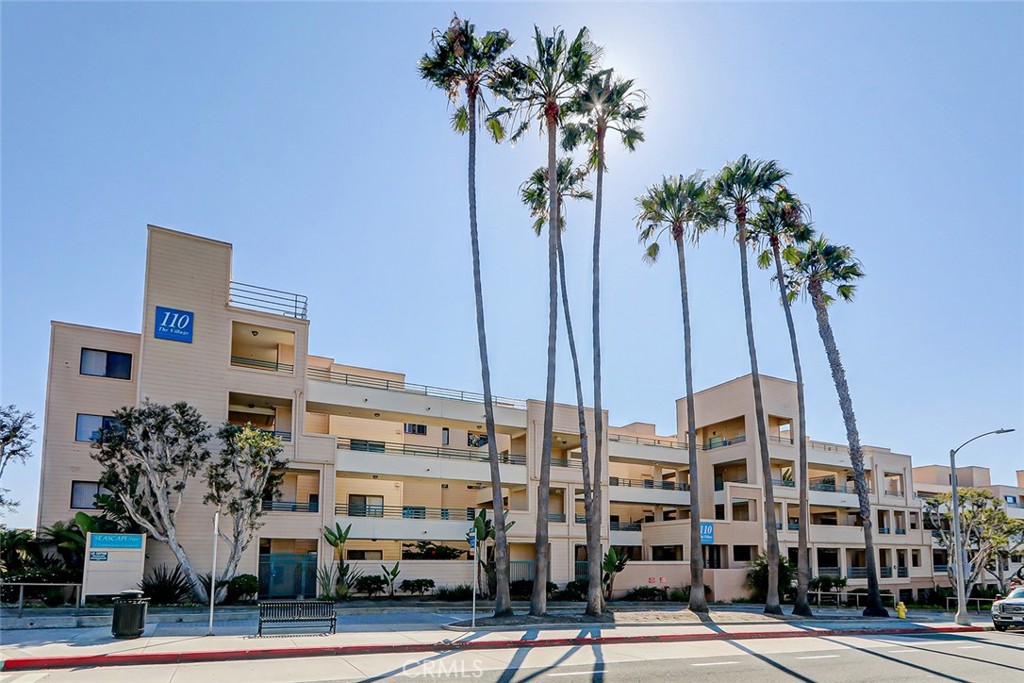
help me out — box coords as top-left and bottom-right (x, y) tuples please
(2, 630), (1021, 682)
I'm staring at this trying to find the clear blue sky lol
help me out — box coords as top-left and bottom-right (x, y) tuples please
(2, 2), (1022, 528)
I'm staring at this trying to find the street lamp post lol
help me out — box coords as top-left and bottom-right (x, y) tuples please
(949, 428), (1015, 626)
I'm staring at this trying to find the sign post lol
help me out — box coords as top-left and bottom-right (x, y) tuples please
(469, 529), (477, 628)
(208, 512), (219, 636)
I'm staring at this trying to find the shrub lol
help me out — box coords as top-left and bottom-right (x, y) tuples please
(400, 578), (436, 596)
(139, 565), (193, 605)
(559, 579), (589, 602)
(624, 586), (666, 601)
(401, 541), (465, 560)
(227, 574), (259, 603)
(434, 584), (474, 601)
(669, 588), (686, 602)
(354, 574), (388, 597)
(746, 554), (796, 603)
(509, 579), (558, 600)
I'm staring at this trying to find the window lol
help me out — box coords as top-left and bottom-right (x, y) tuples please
(1006, 495), (1018, 505)
(80, 348), (132, 380)
(347, 550), (383, 560)
(404, 423), (427, 436)
(348, 494), (384, 517)
(71, 481), (109, 509)
(735, 545), (755, 562)
(912, 550), (921, 567)
(75, 414), (119, 442)
(441, 427), (450, 446)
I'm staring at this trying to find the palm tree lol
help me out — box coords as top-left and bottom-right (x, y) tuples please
(786, 237), (888, 617)
(419, 15), (516, 616)
(713, 154), (789, 615)
(562, 69), (646, 615)
(750, 187), (815, 617)
(636, 173), (720, 613)
(490, 26), (598, 616)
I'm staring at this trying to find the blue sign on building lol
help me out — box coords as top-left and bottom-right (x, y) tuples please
(91, 533), (144, 550)
(155, 306), (194, 343)
(700, 522), (715, 545)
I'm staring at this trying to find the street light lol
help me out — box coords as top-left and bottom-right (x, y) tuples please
(949, 428), (1015, 626)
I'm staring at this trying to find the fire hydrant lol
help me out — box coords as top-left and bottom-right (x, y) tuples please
(896, 601), (907, 619)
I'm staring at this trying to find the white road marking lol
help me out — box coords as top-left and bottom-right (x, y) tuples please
(887, 649), (918, 653)
(796, 655), (840, 660)
(549, 670), (606, 678)
(958, 645), (985, 649)
(692, 661), (739, 666)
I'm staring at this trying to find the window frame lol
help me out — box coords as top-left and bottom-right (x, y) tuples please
(80, 348), (133, 380)
(403, 423), (427, 436)
(75, 414), (119, 443)
(70, 480), (109, 509)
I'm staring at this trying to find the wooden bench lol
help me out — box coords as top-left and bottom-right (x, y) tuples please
(257, 600), (337, 636)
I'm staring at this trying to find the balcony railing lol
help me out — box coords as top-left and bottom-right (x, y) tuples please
(548, 513), (567, 523)
(884, 490), (904, 498)
(809, 480), (851, 494)
(788, 522), (800, 531)
(228, 425), (293, 442)
(934, 564), (949, 574)
(509, 560), (535, 582)
(335, 503), (475, 521)
(229, 281), (308, 319)
(307, 367), (527, 409)
(608, 476), (688, 491)
(772, 478), (796, 488)
(262, 500), (317, 513)
(610, 519), (642, 531)
(336, 437), (527, 466)
(575, 513), (587, 524)
(705, 435), (746, 450)
(574, 560), (589, 579)
(878, 527), (891, 534)
(818, 567), (841, 578)
(848, 567), (868, 579)
(230, 356), (295, 373)
(895, 528), (907, 535)
(897, 567), (909, 578)
(608, 433), (687, 450)
(551, 457), (584, 469)
(880, 566), (893, 578)
(769, 435), (795, 445)
(714, 477), (748, 491)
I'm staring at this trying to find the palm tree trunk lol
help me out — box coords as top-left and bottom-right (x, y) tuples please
(587, 130), (606, 615)
(808, 279), (888, 617)
(676, 230), (707, 613)
(771, 237), (811, 617)
(555, 229), (597, 616)
(737, 214), (782, 615)
(466, 90), (512, 616)
(531, 113), (559, 617)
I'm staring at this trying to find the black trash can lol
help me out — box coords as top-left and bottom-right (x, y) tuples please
(111, 589), (149, 639)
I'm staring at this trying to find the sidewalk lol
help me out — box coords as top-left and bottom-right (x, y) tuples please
(0, 609), (985, 672)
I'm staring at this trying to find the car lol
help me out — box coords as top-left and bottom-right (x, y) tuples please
(991, 587), (1024, 631)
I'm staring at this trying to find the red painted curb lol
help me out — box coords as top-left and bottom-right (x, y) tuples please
(0, 625), (984, 672)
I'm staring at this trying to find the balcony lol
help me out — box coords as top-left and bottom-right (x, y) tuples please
(772, 478), (796, 488)
(706, 435), (746, 450)
(934, 564), (949, 574)
(878, 527), (891, 534)
(548, 513), (567, 523)
(809, 480), (851, 493)
(609, 477), (688, 491)
(336, 437), (526, 466)
(510, 560), (536, 582)
(884, 490), (904, 498)
(229, 281), (308, 319)
(610, 519), (642, 531)
(230, 356), (295, 373)
(551, 456), (583, 469)
(608, 433), (687, 450)
(714, 477), (748, 491)
(262, 500), (317, 513)
(897, 567), (909, 578)
(880, 566), (893, 579)
(769, 435), (794, 445)
(895, 528), (907, 535)
(788, 522), (800, 531)
(818, 567), (841, 578)
(848, 567), (867, 579)
(335, 503), (475, 521)
(308, 367), (526, 409)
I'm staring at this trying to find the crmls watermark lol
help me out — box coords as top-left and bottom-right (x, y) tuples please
(401, 658), (485, 678)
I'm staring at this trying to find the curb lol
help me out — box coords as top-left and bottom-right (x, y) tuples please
(0, 625), (985, 672)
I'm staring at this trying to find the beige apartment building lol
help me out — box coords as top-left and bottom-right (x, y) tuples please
(36, 225), (972, 602)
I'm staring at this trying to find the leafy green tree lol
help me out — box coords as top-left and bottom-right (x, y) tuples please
(562, 69), (646, 616)
(601, 546), (628, 600)
(419, 14), (516, 617)
(91, 401), (211, 601)
(636, 172), (722, 614)
(750, 186), (815, 617)
(746, 554), (796, 603)
(490, 25), (599, 616)
(204, 424), (286, 599)
(713, 155), (789, 615)
(469, 508), (515, 598)
(0, 405), (36, 513)
(786, 237), (887, 617)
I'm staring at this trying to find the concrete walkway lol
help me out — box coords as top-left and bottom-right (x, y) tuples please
(0, 609), (986, 671)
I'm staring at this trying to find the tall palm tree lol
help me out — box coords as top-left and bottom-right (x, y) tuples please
(490, 27), (598, 616)
(419, 15), (516, 616)
(636, 173), (720, 613)
(786, 237), (888, 617)
(750, 187), (815, 617)
(562, 69), (646, 615)
(521, 159), (596, 613)
(713, 154), (789, 615)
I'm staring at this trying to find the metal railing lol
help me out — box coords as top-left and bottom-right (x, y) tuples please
(551, 457), (584, 469)
(880, 566), (893, 578)
(230, 356), (295, 373)
(262, 500), (317, 513)
(809, 480), (851, 493)
(705, 435), (746, 450)
(608, 433), (687, 450)
(848, 567), (868, 579)
(817, 567), (841, 577)
(884, 490), (904, 497)
(714, 477), (748, 491)
(897, 567), (909, 578)
(575, 560), (589, 579)
(772, 478), (796, 488)
(509, 560), (536, 582)
(608, 476), (688, 491)
(945, 596), (994, 613)
(878, 527), (891, 534)
(548, 513), (567, 523)
(1, 583), (82, 616)
(575, 513), (587, 524)
(229, 281), (308, 319)
(308, 367), (527, 409)
(934, 564), (949, 574)
(610, 519), (643, 531)
(336, 437), (527, 466)
(788, 522), (800, 531)
(895, 528), (908, 535)
(769, 435), (795, 445)
(334, 503), (475, 521)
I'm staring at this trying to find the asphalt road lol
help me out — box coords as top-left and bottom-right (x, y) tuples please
(2, 630), (1022, 682)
